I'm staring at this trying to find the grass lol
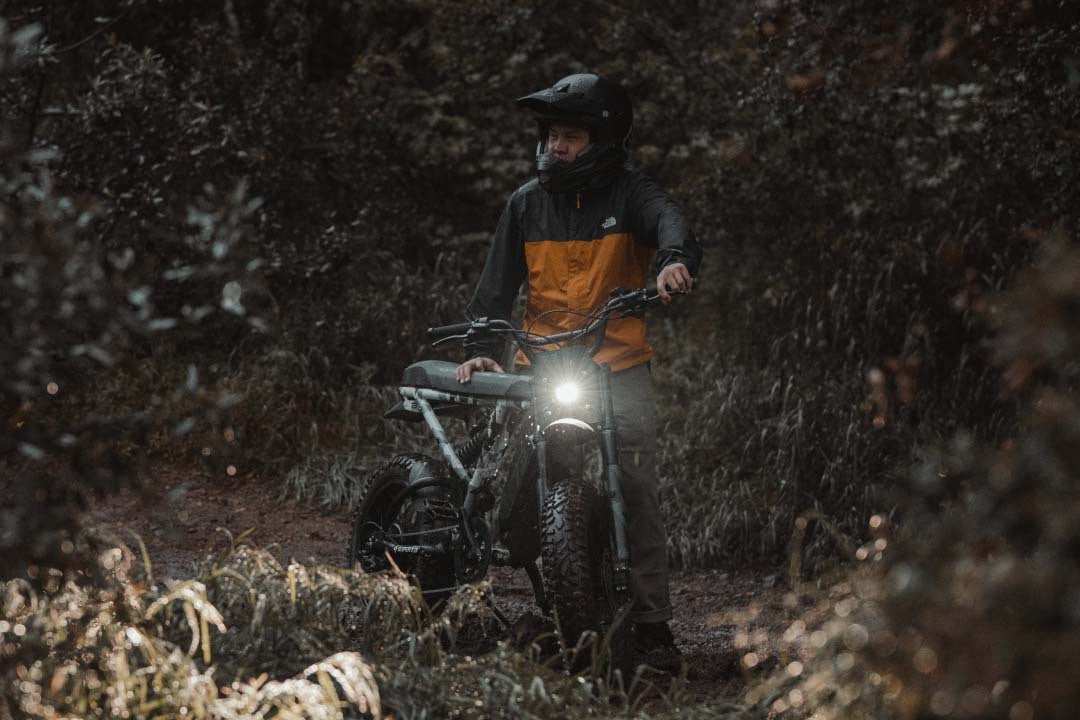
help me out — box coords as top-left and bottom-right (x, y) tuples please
(1, 531), (758, 719)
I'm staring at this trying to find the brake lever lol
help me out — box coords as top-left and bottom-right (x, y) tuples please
(611, 287), (688, 319)
(652, 287), (688, 302)
(606, 288), (646, 311)
(431, 334), (468, 348)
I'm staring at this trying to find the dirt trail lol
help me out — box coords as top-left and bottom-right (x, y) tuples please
(87, 464), (796, 703)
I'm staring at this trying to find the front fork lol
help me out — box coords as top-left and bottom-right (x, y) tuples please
(599, 368), (632, 594)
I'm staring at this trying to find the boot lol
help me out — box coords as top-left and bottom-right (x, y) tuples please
(632, 621), (683, 671)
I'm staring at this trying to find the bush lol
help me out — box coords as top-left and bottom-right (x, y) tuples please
(2, 1), (1077, 572)
(743, 231), (1080, 719)
(0, 19), (266, 581)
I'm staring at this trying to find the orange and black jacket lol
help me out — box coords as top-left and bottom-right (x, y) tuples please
(465, 166), (702, 372)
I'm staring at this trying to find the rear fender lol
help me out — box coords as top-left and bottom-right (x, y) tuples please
(383, 399), (472, 423)
(403, 456), (444, 486)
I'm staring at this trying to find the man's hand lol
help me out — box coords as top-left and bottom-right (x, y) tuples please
(657, 262), (692, 304)
(456, 357), (505, 383)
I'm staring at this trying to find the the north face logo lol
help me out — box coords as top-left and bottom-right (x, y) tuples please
(602, 216), (617, 229)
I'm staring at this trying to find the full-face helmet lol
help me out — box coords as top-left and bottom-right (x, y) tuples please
(516, 73), (633, 193)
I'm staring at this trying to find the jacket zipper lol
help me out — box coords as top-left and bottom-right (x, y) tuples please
(576, 192), (581, 210)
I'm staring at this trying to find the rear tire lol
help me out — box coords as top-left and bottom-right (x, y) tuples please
(347, 454), (456, 603)
(540, 480), (624, 668)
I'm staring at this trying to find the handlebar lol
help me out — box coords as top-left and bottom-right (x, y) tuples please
(429, 285), (685, 356)
(428, 321), (473, 340)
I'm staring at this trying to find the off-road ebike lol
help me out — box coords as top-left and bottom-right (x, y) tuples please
(347, 286), (676, 654)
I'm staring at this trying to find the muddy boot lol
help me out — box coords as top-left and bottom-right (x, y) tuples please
(632, 621), (683, 673)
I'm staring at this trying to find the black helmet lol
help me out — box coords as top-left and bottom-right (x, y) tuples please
(516, 73), (633, 193)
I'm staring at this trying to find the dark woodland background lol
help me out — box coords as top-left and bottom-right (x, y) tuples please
(2, 1), (1079, 718)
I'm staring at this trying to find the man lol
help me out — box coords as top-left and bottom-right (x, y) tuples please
(455, 73), (702, 659)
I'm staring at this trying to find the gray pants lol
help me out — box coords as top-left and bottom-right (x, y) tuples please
(609, 363), (671, 623)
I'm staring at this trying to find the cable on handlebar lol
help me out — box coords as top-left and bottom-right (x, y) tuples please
(522, 307), (601, 338)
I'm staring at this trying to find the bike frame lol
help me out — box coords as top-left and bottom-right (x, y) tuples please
(397, 355), (632, 594)
(381, 287), (676, 598)
(400, 386), (527, 514)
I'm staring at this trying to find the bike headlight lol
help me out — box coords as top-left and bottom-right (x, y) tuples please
(554, 381), (580, 404)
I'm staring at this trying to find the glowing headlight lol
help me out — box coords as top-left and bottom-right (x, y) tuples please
(554, 382), (580, 404)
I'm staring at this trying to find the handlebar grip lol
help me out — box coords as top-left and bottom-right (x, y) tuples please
(428, 321), (472, 340)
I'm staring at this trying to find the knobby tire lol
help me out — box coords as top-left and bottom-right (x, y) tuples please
(540, 479), (625, 670)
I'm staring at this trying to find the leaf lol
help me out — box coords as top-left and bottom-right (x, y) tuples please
(785, 70), (825, 96)
(11, 22), (44, 49)
(302, 652), (381, 718)
(18, 442), (46, 460)
(146, 580), (227, 663)
(147, 318), (177, 331)
(163, 267), (195, 281)
(221, 281), (245, 315)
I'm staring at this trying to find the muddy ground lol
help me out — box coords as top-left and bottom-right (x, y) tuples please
(87, 464), (798, 704)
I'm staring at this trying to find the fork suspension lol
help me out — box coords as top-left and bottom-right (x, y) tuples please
(599, 368), (631, 585)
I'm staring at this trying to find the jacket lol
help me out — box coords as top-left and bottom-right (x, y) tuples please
(465, 165), (702, 372)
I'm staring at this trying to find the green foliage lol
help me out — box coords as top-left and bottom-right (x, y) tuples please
(652, 0), (1078, 567)
(0, 18), (266, 580)
(3, 0), (1078, 570)
(743, 232), (1080, 719)
(0, 1), (1078, 717)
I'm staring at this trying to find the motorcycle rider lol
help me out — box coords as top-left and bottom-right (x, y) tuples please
(455, 73), (702, 662)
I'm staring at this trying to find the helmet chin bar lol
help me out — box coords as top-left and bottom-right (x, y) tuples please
(521, 74), (633, 194)
(534, 142), (625, 194)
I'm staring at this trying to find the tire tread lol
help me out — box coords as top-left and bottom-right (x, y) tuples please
(540, 481), (608, 651)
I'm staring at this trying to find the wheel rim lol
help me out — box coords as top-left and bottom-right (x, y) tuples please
(353, 482), (454, 574)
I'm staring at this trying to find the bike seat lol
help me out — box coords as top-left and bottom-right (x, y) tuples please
(402, 360), (532, 401)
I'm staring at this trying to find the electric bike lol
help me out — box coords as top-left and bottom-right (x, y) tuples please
(346, 286), (676, 655)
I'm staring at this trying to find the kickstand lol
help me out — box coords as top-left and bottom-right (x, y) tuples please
(483, 590), (512, 630)
(524, 560), (550, 616)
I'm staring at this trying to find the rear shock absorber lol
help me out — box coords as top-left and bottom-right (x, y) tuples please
(454, 434), (483, 466)
(454, 419), (490, 467)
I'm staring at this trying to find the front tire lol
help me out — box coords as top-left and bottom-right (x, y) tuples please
(540, 480), (623, 665)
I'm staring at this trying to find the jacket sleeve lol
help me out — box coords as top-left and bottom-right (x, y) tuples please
(628, 171), (703, 277)
(463, 194), (527, 361)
